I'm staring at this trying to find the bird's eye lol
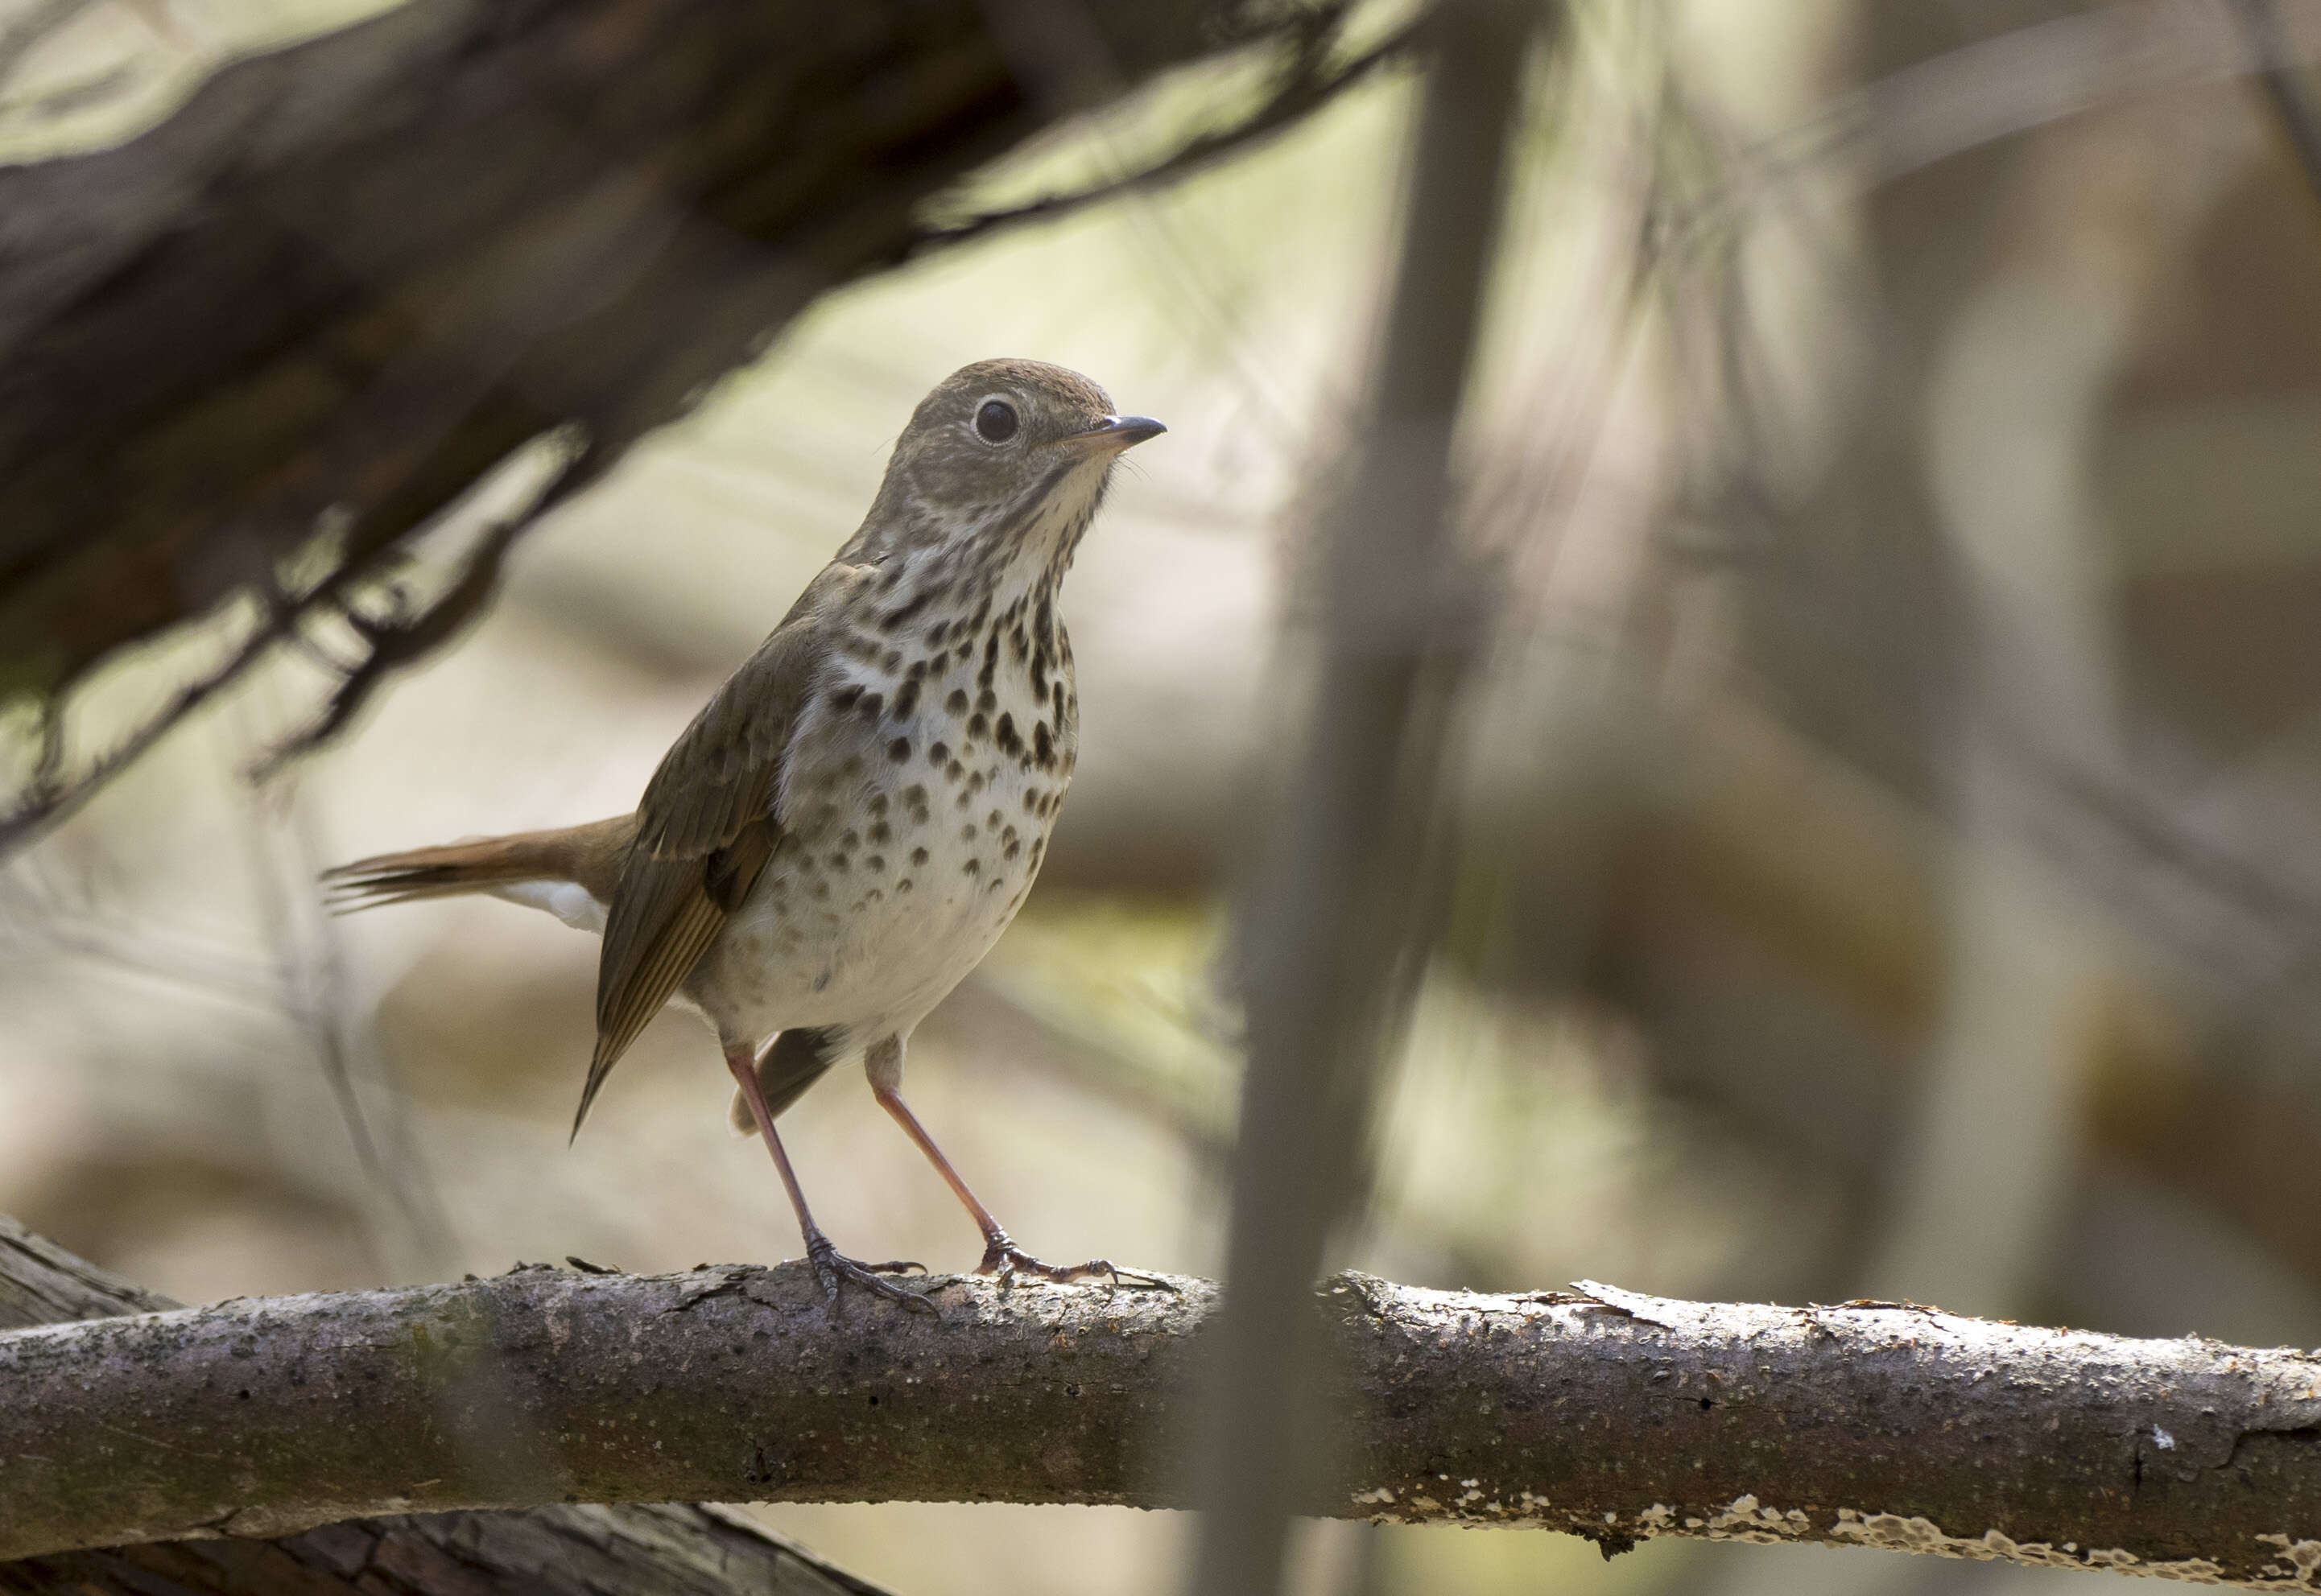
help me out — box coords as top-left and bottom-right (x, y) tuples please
(974, 398), (1019, 444)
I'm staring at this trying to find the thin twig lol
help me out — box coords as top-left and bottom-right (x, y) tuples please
(919, 22), (1417, 254)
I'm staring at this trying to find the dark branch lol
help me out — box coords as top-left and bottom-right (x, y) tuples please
(0, 0), (1377, 852)
(6, 1257), (2321, 1584)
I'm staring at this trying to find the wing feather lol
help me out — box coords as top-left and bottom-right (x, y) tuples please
(573, 563), (873, 1136)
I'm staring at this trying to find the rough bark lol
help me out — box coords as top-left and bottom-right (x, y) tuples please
(6, 1257), (2321, 1586)
(0, 0), (1377, 839)
(0, 1215), (893, 1595)
(0, 1212), (178, 1328)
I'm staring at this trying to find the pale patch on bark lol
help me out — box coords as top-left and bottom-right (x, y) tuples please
(1831, 1508), (2236, 1584)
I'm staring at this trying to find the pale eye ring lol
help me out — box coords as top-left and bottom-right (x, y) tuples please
(974, 398), (1019, 444)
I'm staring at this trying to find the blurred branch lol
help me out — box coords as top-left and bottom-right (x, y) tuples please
(2232, 0), (2321, 212)
(1192, 1), (1538, 1591)
(1670, 0), (2321, 260)
(0, 0), (1377, 852)
(1610, 702), (2321, 1300)
(10, 1258), (2321, 1586)
(922, 10), (1414, 251)
(0, 1214), (893, 1596)
(250, 456), (602, 782)
(0, 0), (97, 97)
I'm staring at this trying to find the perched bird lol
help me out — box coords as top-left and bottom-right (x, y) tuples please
(324, 359), (1164, 1306)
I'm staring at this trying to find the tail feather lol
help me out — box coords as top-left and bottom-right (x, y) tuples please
(321, 815), (638, 913)
(321, 841), (531, 912)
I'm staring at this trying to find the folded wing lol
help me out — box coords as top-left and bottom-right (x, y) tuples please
(574, 563), (869, 1135)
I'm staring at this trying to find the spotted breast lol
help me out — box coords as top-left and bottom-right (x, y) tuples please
(683, 476), (1090, 1057)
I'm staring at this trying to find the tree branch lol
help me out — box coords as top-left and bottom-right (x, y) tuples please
(2232, 0), (2321, 206)
(6, 1260), (2321, 1585)
(0, 1215), (895, 1595)
(0, 0), (1374, 848)
(0, 1212), (176, 1328)
(1191, 2), (1540, 1590)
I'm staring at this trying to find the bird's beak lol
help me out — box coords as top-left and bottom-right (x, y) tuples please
(1068, 414), (1167, 453)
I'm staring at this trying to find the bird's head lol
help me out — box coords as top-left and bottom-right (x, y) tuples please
(851, 359), (1164, 567)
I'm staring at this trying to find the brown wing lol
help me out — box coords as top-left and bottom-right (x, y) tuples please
(572, 563), (869, 1136)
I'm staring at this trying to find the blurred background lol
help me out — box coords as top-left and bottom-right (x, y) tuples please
(5, 0), (2321, 1593)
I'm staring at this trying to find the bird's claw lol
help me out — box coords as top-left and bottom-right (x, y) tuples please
(977, 1234), (1175, 1293)
(804, 1235), (935, 1314)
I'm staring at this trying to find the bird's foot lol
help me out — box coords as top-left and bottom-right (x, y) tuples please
(977, 1231), (1176, 1293)
(803, 1233), (935, 1314)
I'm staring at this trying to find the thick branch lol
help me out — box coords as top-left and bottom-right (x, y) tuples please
(0, 0), (1373, 843)
(0, 1215), (892, 1595)
(5, 1264), (2321, 1585)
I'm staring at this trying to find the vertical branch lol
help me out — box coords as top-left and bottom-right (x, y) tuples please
(1187, 3), (1547, 1593)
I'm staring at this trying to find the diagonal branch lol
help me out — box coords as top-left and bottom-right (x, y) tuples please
(5, 1254), (2321, 1585)
(2232, 0), (2321, 214)
(0, 0), (1383, 853)
(918, 16), (1415, 254)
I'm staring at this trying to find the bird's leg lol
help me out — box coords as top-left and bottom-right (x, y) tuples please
(865, 1036), (1170, 1290)
(724, 1041), (931, 1312)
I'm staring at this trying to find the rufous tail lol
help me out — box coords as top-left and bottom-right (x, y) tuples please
(321, 815), (636, 912)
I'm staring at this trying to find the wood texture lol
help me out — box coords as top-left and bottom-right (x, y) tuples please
(6, 1255), (2321, 1585)
(0, 1215), (893, 1595)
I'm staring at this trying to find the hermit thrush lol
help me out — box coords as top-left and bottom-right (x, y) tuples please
(325, 360), (1164, 1306)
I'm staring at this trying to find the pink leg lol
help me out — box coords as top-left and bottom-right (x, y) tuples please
(725, 1042), (931, 1312)
(865, 1037), (1167, 1290)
